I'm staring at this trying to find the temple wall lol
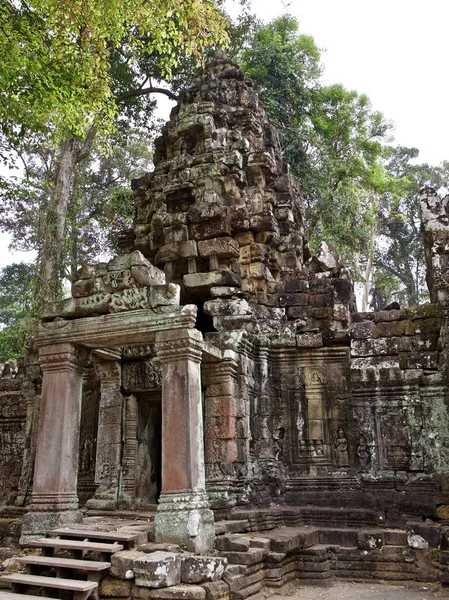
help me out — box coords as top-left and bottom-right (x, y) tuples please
(0, 372), (27, 506)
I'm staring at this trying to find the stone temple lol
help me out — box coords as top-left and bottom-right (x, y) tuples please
(2, 53), (449, 595)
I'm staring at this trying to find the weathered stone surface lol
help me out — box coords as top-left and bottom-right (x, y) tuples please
(140, 543), (183, 554)
(110, 550), (147, 579)
(134, 552), (182, 588)
(184, 272), (240, 292)
(181, 556), (227, 583)
(198, 238), (240, 259)
(147, 586), (206, 600)
(201, 581), (229, 600)
(100, 575), (133, 597)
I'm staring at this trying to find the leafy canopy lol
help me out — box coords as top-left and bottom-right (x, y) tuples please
(0, 0), (229, 146)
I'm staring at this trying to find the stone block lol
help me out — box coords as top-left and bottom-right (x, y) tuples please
(190, 219), (231, 240)
(215, 536), (251, 552)
(140, 543), (183, 554)
(184, 271), (241, 293)
(100, 575), (133, 597)
(331, 278), (353, 303)
(282, 278), (308, 293)
(384, 529), (407, 546)
(204, 299), (252, 317)
(201, 580), (230, 600)
(308, 293), (332, 308)
(76, 264), (97, 280)
(210, 287), (245, 299)
(357, 531), (384, 550)
(155, 241), (198, 263)
(147, 586), (206, 600)
(218, 548), (265, 565)
(110, 550), (147, 579)
(374, 309), (406, 322)
(278, 293), (309, 307)
(72, 277), (99, 298)
(134, 551), (182, 588)
(250, 243), (270, 262)
(405, 304), (441, 320)
(351, 321), (375, 339)
(351, 337), (400, 357)
(234, 232), (254, 247)
(296, 333), (323, 348)
(181, 556), (227, 584)
(149, 284), (181, 308)
(399, 351), (439, 370)
(373, 320), (414, 338)
(198, 238), (240, 259)
(413, 317), (441, 335)
(131, 264), (166, 286)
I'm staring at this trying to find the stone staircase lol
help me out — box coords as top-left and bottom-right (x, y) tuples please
(214, 524), (441, 597)
(0, 526), (142, 600)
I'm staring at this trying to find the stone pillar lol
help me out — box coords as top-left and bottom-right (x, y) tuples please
(203, 358), (239, 509)
(22, 343), (85, 537)
(120, 394), (138, 508)
(154, 328), (214, 553)
(86, 354), (124, 510)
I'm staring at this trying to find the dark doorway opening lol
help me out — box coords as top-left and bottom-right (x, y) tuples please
(135, 391), (162, 508)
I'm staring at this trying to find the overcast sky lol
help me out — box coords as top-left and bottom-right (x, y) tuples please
(1, 0), (448, 269)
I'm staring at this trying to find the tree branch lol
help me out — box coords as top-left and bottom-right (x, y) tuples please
(115, 86), (178, 104)
(76, 125), (96, 164)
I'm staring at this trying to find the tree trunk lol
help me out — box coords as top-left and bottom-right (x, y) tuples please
(362, 222), (377, 312)
(38, 137), (77, 305)
(36, 127), (96, 307)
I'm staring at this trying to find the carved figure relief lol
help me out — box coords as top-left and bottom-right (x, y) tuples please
(357, 435), (371, 471)
(334, 427), (349, 467)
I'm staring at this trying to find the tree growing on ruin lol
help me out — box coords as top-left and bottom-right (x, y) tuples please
(0, 0), (229, 306)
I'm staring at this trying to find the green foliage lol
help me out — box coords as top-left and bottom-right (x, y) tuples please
(0, 0), (229, 145)
(0, 263), (34, 361)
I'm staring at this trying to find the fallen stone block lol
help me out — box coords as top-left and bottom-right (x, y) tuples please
(100, 575), (133, 597)
(110, 550), (147, 579)
(181, 556), (227, 584)
(134, 551), (182, 588)
(218, 547), (265, 566)
(214, 536), (250, 552)
(147, 585), (206, 600)
(201, 580), (230, 600)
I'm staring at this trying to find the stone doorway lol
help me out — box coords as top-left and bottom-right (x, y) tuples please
(135, 391), (162, 508)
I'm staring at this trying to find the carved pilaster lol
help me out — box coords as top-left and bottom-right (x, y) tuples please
(154, 328), (215, 553)
(86, 354), (124, 510)
(22, 343), (86, 538)
(203, 358), (240, 509)
(120, 394), (138, 508)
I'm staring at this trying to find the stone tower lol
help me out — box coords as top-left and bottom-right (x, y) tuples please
(132, 52), (306, 313)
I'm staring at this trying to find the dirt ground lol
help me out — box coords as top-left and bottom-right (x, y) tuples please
(273, 582), (449, 599)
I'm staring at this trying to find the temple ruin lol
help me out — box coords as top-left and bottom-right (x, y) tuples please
(2, 53), (449, 595)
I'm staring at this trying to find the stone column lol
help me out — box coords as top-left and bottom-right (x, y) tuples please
(120, 394), (138, 508)
(203, 358), (239, 509)
(22, 343), (85, 537)
(154, 328), (214, 553)
(86, 353), (124, 510)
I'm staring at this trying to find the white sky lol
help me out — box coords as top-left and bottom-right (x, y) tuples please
(1, 0), (448, 269)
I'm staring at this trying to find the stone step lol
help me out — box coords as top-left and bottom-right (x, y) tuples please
(17, 555), (111, 572)
(49, 527), (140, 545)
(215, 520), (250, 535)
(28, 538), (123, 556)
(0, 593), (59, 600)
(1, 573), (97, 600)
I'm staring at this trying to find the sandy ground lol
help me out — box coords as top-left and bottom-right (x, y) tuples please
(273, 582), (449, 599)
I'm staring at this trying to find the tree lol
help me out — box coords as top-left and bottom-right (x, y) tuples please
(371, 149), (449, 307)
(239, 16), (395, 274)
(0, 263), (34, 362)
(0, 0), (229, 306)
